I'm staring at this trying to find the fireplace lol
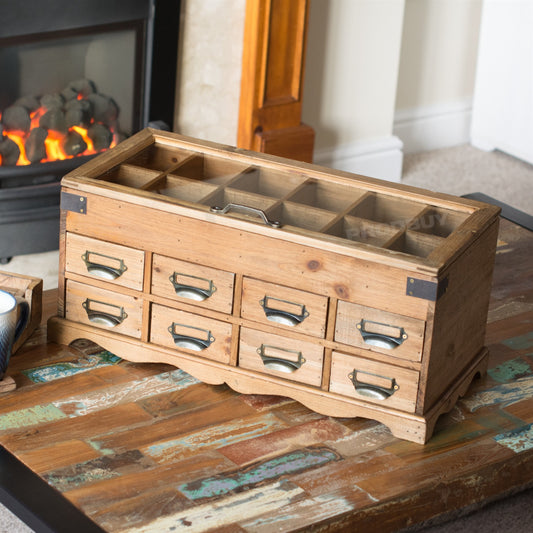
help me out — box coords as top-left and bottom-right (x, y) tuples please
(0, 0), (180, 263)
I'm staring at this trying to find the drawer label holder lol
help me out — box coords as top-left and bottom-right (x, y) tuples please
(257, 344), (306, 374)
(356, 319), (407, 349)
(82, 250), (128, 280)
(82, 299), (128, 327)
(168, 322), (215, 352)
(348, 369), (399, 400)
(169, 272), (216, 301)
(260, 295), (309, 326)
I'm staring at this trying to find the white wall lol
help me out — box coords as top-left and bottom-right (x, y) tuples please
(471, 0), (533, 165)
(394, 0), (483, 154)
(302, 0), (406, 181)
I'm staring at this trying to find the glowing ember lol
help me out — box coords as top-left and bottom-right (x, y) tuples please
(0, 79), (120, 167)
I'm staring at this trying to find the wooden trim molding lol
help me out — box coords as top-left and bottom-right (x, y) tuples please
(237, 0), (315, 162)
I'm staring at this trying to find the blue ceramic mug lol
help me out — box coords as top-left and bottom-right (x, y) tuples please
(0, 289), (30, 381)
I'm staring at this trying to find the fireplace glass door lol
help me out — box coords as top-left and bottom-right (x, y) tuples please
(0, 24), (143, 170)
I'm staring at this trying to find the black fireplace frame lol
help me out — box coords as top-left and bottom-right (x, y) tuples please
(0, 0), (180, 262)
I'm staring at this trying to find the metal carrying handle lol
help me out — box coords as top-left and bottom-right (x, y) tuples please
(169, 272), (216, 301)
(82, 299), (128, 327)
(257, 344), (306, 374)
(82, 250), (128, 280)
(356, 319), (407, 350)
(168, 322), (215, 351)
(210, 203), (281, 228)
(348, 369), (399, 400)
(260, 295), (309, 326)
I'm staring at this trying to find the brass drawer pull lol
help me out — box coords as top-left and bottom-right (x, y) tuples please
(260, 295), (309, 326)
(82, 250), (128, 280)
(168, 322), (215, 351)
(169, 272), (217, 301)
(348, 369), (399, 400)
(82, 299), (128, 327)
(257, 344), (306, 373)
(356, 319), (407, 349)
(210, 203), (281, 228)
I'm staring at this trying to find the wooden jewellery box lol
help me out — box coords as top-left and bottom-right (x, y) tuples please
(48, 129), (500, 443)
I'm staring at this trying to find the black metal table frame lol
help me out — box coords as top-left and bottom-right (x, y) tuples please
(0, 446), (104, 533)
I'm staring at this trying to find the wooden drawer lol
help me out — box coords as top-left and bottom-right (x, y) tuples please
(238, 327), (324, 387)
(65, 233), (145, 290)
(329, 351), (419, 412)
(151, 254), (234, 314)
(65, 280), (143, 338)
(241, 278), (328, 338)
(150, 303), (232, 364)
(335, 301), (425, 362)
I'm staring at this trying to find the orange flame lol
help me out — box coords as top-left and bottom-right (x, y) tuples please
(2, 103), (117, 166)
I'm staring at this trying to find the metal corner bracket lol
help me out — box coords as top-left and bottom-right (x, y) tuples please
(60, 191), (87, 214)
(406, 276), (448, 302)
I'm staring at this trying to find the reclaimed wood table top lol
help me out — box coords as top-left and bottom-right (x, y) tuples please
(1, 217), (532, 532)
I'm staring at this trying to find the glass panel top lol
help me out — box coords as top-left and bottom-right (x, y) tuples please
(90, 141), (471, 260)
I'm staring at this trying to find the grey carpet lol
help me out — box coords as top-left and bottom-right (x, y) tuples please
(402, 144), (533, 215)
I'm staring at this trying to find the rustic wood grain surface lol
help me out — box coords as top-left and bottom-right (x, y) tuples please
(0, 218), (532, 532)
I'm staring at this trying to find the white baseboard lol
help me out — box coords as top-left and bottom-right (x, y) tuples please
(393, 100), (473, 154)
(313, 135), (404, 183)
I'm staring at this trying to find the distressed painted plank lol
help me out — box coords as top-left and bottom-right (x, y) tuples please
(90, 487), (191, 532)
(356, 440), (513, 501)
(461, 376), (533, 412)
(218, 417), (351, 466)
(6, 344), (89, 374)
(138, 381), (235, 418)
(0, 404), (66, 431)
(383, 409), (526, 462)
(485, 312), (533, 346)
(44, 449), (155, 493)
(503, 397), (533, 423)
(53, 368), (199, 417)
(325, 421), (397, 457)
(239, 393), (294, 411)
(488, 357), (533, 383)
(270, 399), (326, 425)
(66, 451), (235, 512)
(22, 351), (121, 383)
(239, 487), (370, 533)
(292, 449), (403, 497)
(384, 419), (489, 461)
(120, 480), (305, 533)
(1, 403), (154, 453)
(178, 447), (341, 501)
(91, 396), (258, 455)
(502, 331), (533, 351)
(143, 412), (288, 464)
(16, 440), (101, 474)
(0, 366), (131, 414)
(488, 300), (533, 324)
(494, 423), (533, 453)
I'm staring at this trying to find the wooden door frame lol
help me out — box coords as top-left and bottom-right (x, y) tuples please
(237, 0), (315, 162)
